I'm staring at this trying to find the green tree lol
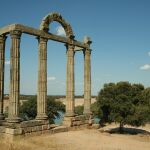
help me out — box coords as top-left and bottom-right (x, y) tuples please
(75, 105), (84, 115)
(138, 88), (150, 123)
(74, 102), (99, 116)
(19, 96), (37, 120)
(97, 83), (116, 124)
(97, 82), (149, 132)
(20, 96), (65, 123)
(91, 102), (99, 117)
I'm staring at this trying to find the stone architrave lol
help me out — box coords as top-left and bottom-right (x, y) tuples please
(8, 30), (22, 123)
(65, 44), (75, 117)
(0, 35), (6, 120)
(36, 37), (48, 120)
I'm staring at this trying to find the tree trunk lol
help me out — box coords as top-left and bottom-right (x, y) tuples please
(119, 122), (124, 133)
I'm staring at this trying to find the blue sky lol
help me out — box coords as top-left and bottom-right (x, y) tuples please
(1, 0), (150, 95)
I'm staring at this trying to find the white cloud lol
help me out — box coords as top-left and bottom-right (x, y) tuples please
(140, 64), (150, 70)
(5, 60), (10, 65)
(148, 52), (150, 56)
(56, 26), (66, 36)
(47, 76), (56, 81)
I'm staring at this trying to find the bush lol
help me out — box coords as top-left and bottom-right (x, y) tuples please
(20, 96), (65, 123)
(75, 105), (84, 115)
(97, 82), (149, 132)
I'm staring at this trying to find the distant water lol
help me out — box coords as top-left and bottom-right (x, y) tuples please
(94, 117), (100, 124)
(54, 111), (64, 125)
(54, 112), (100, 125)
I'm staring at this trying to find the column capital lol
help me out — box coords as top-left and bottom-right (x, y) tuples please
(37, 36), (48, 43)
(83, 36), (92, 45)
(66, 44), (75, 57)
(10, 30), (22, 39)
(0, 35), (7, 43)
(65, 43), (75, 50)
(84, 48), (92, 56)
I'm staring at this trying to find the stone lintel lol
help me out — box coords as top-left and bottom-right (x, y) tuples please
(0, 24), (88, 49)
(74, 46), (84, 51)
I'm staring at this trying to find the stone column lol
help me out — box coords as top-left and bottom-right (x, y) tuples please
(83, 37), (92, 115)
(83, 49), (91, 115)
(0, 35), (6, 120)
(65, 44), (75, 117)
(8, 30), (22, 123)
(36, 37), (48, 120)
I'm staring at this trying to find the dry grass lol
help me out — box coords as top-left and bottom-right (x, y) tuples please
(0, 124), (150, 150)
(56, 98), (96, 106)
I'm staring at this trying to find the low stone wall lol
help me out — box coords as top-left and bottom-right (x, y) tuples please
(0, 120), (70, 142)
(0, 115), (96, 141)
(0, 115), (89, 136)
(63, 115), (92, 127)
(0, 120), (68, 136)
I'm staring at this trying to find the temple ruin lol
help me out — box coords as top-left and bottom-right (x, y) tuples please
(0, 12), (92, 137)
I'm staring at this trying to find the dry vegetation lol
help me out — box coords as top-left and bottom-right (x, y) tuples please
(0, 124), (150, 150)
(57, 98), (96, 106)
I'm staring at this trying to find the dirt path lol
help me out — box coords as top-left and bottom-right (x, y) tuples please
(0, 126), (150, 150)
(33, 129), (149, 150)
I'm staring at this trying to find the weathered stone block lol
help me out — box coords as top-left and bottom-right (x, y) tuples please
(52, 126), (68, 133)
(0, 126), (5, 133)
(92, 124), (100, 129)
(36, 126), (42, 131)
(63, 117), (73, 127)
(31, 126), (37, 132)
(42, 124), (48, 130)
(72, 121), (82, 126)
(5, 128), (22, 135)
(49, 124), (58, 129)
(20, 120), (48, 128)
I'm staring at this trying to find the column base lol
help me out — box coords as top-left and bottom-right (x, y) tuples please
(65, 112), (75, 117)
(0, 113), (5, 120)
(83, 110), (92, 116)
(36, 114), (48, 120)
(6, 117), (21, 123)
(63, 114), (92, 127)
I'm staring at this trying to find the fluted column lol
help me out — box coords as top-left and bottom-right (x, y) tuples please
(36, 37), (48, 120)
(0, 35), (7, 120)
(8, 30), (22, 123)
(83, 48), (91, 115)
(83, 36), (92, 115)
(65, 44), (75, 117)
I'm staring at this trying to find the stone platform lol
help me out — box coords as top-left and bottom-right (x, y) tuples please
(0, 120), (54, 136)
(0, 119), (69, 141)
(0, 114), (94, 141)
(63, 114), (93, 127)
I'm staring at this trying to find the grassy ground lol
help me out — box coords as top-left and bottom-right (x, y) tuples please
(0, 124), (150, 150)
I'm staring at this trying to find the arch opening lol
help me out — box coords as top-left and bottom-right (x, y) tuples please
(40, 12), (74, 39)
(48, 21), (66, 37)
